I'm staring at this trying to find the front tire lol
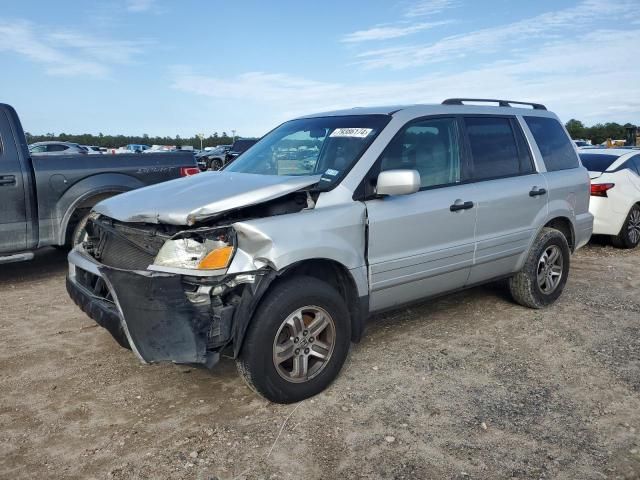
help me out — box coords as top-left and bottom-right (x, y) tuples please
(509, 227), (570, 309)
(236, 276), (351, 404)
(611, 204), (640, 249)
(211, 158), (224, 170)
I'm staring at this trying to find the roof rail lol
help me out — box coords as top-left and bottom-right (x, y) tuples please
(442, 98), (547, 110)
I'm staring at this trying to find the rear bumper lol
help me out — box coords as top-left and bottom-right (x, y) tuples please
(574, 212), (594, 249)
(589, 197), (626, 236)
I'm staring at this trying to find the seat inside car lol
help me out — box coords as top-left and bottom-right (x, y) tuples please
(414, 134), (450, 187)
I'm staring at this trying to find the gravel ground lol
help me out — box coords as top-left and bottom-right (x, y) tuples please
(0, 241), (639, 479)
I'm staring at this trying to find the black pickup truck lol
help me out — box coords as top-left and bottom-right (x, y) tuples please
(0, 103), (199, 264)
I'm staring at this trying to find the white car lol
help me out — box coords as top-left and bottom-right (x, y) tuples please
(82, 145), (103, 154)
(580, 148), (640, 248)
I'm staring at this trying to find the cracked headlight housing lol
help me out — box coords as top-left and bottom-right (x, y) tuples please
(153, 227), (236, 271)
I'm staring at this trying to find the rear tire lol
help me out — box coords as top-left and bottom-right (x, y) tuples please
(236, 276), (351, 404)
(611, 204), (640, 249)
(509, 227), (570, 309)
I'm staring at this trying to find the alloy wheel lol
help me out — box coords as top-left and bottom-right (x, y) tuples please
(628, 208), (640, 245)
(537, 245), (563, 294)
(272, 306), (336, 383)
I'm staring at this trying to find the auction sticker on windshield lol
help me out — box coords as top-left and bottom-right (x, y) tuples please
(329, 128), (373, 138)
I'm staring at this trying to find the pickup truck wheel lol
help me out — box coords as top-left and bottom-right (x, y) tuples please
(508, 227), (570, 309)
(236, 276), (351, 404)
(611, 205), (640, 249)
(71, 210), (92, 247)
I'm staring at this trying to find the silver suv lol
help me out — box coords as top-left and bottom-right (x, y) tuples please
(66, 98), (593, 403)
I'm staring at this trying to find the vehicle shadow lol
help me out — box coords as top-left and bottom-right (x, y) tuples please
(0, 247), (69, 285)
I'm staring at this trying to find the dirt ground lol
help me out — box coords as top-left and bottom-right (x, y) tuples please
(1, 241), (639, 480)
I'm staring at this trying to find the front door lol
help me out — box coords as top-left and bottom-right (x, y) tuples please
(0, 110), (28, 253)
(365, 117), (477, 312)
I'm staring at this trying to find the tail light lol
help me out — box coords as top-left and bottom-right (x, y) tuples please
(180, 166), (200, 177)
(590, 183), (614, 197)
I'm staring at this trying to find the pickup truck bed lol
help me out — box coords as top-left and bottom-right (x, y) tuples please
(0, 103), (198, 261)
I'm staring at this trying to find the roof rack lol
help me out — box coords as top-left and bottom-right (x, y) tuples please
(442, 98), (547, 110)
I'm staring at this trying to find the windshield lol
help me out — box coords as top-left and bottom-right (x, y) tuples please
(579, 153), (620, 172)
(225, 115), (390, 187)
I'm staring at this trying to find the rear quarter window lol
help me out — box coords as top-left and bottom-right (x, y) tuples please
(578, 153), (620, 172)
(524, 116), (579, 171)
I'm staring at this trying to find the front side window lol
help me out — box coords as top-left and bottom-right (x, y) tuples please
(378, 117), (461, 189)
(525, 116), (579, 171)
(29, 145), (47, 153)
(225, 115), (390, 189)
(465, 117), (520, 180)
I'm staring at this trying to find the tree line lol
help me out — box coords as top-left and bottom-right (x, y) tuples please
(24, 131), (246, 149)
(23, 118), (638, 149)
(564, 119), (636, 145)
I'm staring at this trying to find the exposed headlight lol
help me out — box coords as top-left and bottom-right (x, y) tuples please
(153, 227), (235, 271)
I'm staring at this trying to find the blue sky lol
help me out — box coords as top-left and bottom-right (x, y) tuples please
(0, 0), (638, 138)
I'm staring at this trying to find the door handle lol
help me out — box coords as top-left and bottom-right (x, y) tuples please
(529, 187), (547, 197)
(450, 200), (474, 212)
(0, 175), (16, 186)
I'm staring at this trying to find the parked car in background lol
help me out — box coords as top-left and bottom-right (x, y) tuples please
(0, 103), (200, 264)
(29, 141), (88, 155)
(82, 145), (103, 154)
(225, 138), (258, 164)
(197, 145), (231, 170)
(580, 148), (640, 248)
(67, 98), (592, 403)
(118, 144), (150, 154)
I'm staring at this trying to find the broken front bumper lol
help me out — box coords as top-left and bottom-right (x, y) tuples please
(66, 246), (257, 367)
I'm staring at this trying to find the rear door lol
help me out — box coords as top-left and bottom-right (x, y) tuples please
(0, 109), (28, 252)
(365, 116), (477, 311)
(463, 116), (548, 284)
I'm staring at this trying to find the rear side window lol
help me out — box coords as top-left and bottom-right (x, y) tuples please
(465, 117), (520, 180)
(631, 155), (640, 175)
(47, 144), (68, 152)
(578, 153), (620, 172)
(524, 116), (579, 171)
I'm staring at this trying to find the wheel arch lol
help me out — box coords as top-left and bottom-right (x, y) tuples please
(233, 258), (368, 359)
(58, 187), (131, 246)
(543, 216), (575, 252)
(277, 258), (368, 342)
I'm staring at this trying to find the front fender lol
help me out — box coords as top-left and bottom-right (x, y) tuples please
(228, 203), (367, 274)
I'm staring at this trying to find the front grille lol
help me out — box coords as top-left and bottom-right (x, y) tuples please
(86, 217), (170, 270)
(100, 234), (155, 270)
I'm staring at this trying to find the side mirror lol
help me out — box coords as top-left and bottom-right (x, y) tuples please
(376, 169), (420, 196)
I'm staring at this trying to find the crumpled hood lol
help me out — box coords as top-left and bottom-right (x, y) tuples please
(94, 171), (321, 225)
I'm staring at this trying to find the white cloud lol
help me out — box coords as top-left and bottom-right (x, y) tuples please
(404, 0), (459, 17)
(0, 20), (149, 77)
(356, 0), (634, 70)
(341, 21), (452, 43)
(171, 29), (640, 130)
(126, 0), (156, 12)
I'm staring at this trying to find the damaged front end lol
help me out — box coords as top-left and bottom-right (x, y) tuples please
(66, 213), (282, 368)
